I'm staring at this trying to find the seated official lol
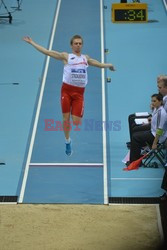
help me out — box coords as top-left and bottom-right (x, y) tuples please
(129, 93), (167, 164)
(127, 75), (167, 149)
(127, 108), (152, 148)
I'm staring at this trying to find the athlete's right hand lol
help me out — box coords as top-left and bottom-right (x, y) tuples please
(23, 36), (33, 44)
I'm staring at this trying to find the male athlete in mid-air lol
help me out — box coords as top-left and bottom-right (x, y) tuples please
(23, 35), (115, 156)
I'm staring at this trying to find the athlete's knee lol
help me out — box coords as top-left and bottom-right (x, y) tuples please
(63, 113), (70, 122)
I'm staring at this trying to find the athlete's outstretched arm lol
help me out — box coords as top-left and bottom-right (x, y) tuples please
(87, 56), (115, 71)
(23, 36), (68, 62)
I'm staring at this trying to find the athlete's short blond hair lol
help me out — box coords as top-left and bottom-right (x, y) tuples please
(70, 35), (83, 45)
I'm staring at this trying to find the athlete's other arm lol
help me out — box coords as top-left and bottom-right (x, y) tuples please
(86, 56), (115, 71)
(23, 36), (68, 62)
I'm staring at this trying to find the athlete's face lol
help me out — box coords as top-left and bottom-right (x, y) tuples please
(71, 38), (83, 54)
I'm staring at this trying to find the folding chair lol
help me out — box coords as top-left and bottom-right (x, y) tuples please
(142, 140), (167, 169)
